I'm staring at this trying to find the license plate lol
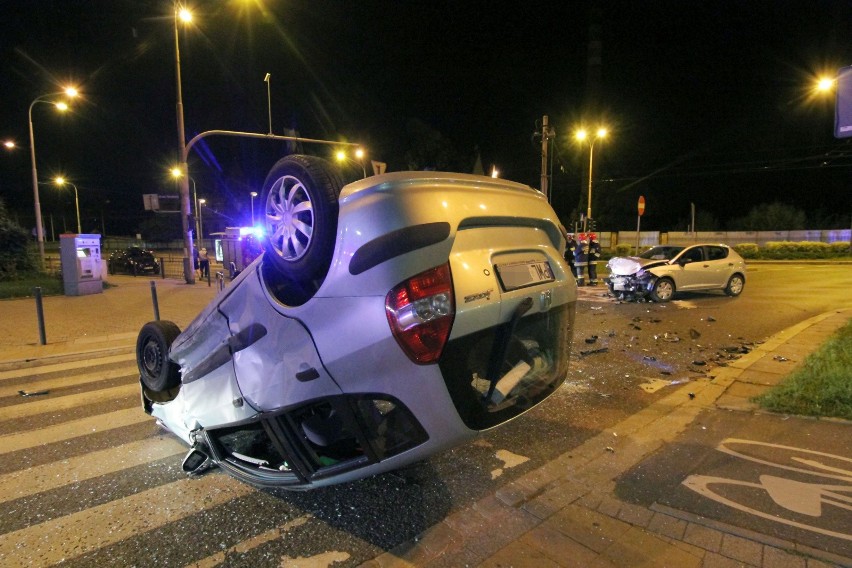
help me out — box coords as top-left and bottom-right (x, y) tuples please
(495, 260), (554, 291)
(611, 277), (626, 291)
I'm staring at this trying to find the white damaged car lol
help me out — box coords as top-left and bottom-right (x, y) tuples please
(605, 244), (746, 302)
(136, 154), (577, 490)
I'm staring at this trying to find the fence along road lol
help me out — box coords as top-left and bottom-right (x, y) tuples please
(0, 354), (368, 567)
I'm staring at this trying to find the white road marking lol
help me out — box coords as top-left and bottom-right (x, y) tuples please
(0, 474), (254, 567)
(0, 407), (150, 455)
(0, 437), (186, 503)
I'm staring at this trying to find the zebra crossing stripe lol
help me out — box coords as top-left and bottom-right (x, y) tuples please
(0, 407), (149, 455)
(0, 474), (254, 567)
(186, 516), (311, 568)
(0, 384), (138, 421)
(0, 354), (135, 382)
(0, 437), (187, 503)
(0, 366), (137, 397)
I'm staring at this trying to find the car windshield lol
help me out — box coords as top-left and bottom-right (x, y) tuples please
(638, 246), (683, 261)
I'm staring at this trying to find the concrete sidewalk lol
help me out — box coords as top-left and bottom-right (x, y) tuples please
(0, 274), (218, 371)
(1, 280), (849, 567)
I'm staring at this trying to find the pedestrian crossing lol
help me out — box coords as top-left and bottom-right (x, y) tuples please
(0, 354), (377, 567)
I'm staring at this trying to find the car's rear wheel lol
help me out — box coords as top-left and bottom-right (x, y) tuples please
(651, 277), (675, 302)
(260, 154), (342, 283)
(136, 321), (182, 392)
(724, 274), (745, 297)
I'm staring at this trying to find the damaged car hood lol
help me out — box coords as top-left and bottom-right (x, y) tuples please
(607, 256), (669, 276)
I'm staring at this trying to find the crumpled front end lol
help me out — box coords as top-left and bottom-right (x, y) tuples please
(605, 257), (665, 300)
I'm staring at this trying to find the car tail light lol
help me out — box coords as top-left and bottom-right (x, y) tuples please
(386, 263), (455, 364)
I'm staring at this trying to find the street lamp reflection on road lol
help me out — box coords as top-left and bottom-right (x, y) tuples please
(28, 86), (78, 265)
(575, 127), (608, 232)
(54, 176), (81, 234)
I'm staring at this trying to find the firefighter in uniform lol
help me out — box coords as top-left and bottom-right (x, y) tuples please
(588, 232), (602, 285)
(573, 233), (589, 286)
(564, 233), (577, 280)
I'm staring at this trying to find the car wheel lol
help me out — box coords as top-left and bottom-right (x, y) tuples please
(260, 154), (343, 283)
(136, 320), (182, 392)
(650, 277), (675, 302)
(725, 274), (745, 297)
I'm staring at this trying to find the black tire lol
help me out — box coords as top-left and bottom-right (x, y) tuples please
(650, 277), (675, 302)
(724, 273), (745, 297)
(136, 321), (182, 392)
(260, 154), (343, 283)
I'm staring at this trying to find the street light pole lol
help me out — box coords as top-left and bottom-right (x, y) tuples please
(250, 191), (258, 225)
(55, 178), (81, 234)
(174, 3), (195, 284)
(576, 127), (608, 233)
(28, 92), (75, 265)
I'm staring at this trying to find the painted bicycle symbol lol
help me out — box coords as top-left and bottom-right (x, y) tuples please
(683, 438), (852, 542)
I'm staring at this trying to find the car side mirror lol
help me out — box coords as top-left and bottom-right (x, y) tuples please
(677, 258), (692, 266)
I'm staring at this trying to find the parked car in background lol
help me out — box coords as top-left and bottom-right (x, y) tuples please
(108, 246), (160, 275)
(605, 244), (746, 302)
(136, 154), (577, 490)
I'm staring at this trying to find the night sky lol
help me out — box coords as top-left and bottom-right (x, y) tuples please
(2, 0), (851, 238)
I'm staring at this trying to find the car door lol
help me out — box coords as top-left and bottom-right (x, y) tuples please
(672, 246), (709, 290)
(704, 245), (733, 288)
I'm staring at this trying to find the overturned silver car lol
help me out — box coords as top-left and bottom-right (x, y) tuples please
(137, 155), (577, 489)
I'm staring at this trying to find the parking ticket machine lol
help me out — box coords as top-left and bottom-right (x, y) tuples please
(60, 234), (103, 296)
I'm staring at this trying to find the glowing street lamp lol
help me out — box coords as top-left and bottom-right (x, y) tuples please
(198, 198), (206, 241)
(54, 176), (81, 234)
(28, 86), (78, 264)
(250, 191), (258, 225)
(336, 148), (367, 178)
(816, 76), (835, 93)
(575, 127), (608, 232)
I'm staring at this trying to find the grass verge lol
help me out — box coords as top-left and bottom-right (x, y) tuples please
(0, 273), (64, 299)
(754, 318), (852, 420)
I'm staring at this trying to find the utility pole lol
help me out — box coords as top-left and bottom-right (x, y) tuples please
(540, 115), (555, 202)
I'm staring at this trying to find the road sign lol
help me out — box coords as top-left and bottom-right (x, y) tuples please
(638, 195), (646, 216)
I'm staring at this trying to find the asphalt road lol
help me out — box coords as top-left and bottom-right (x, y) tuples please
(1, 262), (850, 566)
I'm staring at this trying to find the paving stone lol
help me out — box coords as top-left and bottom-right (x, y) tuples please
(372, 550), (418, 568)
(720, 533), (763, 566)
(495, 480), (533, 507)
(417, 521), (464, 556)
(647, 512), (688, 540)
(424, 545), (483, 568)
(545, 504), (631, 554)
(616, 501), (656, 528)
(596, 494), (623, 518)
(762, 546), (806, 568)
(519, 524), (605, 566)
(444, 509), (490, 538)
(477, 539), (561, 568)
(701, 551), (757, 568)
(604, 526), (702, 567)
(522, 480), (588, 520)
(683, 523), (723, 552)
